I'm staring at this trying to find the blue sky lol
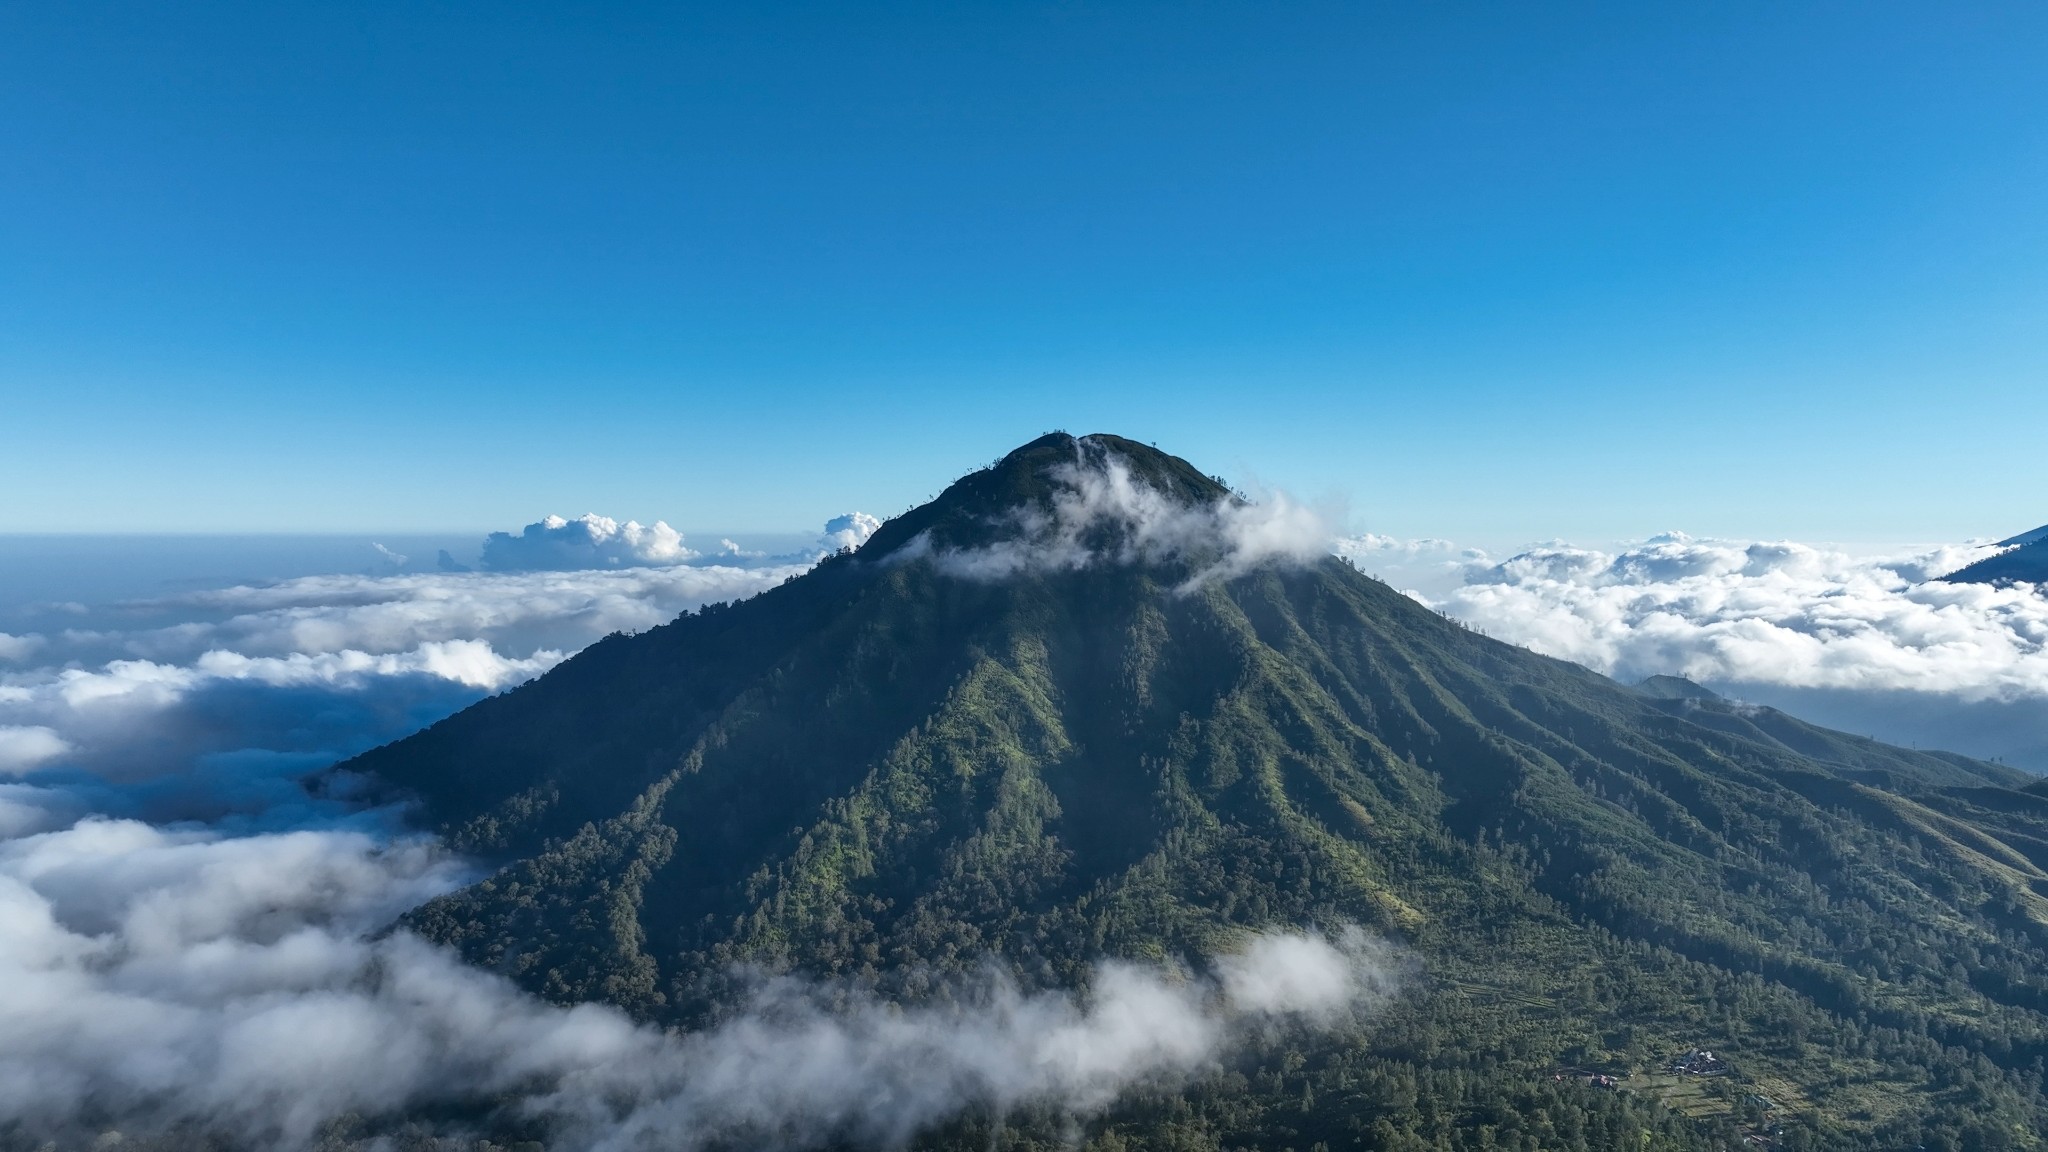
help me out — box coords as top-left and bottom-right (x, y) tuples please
(3, 2), (2043, 544)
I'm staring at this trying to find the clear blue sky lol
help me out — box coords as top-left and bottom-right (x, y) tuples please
(3, 2), (2043, 545)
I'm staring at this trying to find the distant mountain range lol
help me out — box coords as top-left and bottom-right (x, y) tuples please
(344, 435), (2048, 1150)
(1944, 522), (2048, 586)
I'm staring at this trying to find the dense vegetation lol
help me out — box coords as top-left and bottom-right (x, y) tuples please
(346, 434), (2048, 1150)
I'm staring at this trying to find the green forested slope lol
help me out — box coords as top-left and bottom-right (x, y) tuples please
(347, 434), (2048, 1151)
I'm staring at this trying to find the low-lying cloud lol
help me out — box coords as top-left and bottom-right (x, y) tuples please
(914, 447), (1328, 591)
(0, 524), (825, 820)
(0, 563), (797, 805)
(0, 799), (1399, 1150)
(1350, 530), (2048, 767)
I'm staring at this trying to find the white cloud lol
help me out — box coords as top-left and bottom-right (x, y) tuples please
(1421, 534), (2048, 701)
(823, 511), (882, 552)
(545, 926), (1398, 1152)
(0, 632), (44, 662)
(1330, 534), (1486, 600)
(481, 513), (695, 571)
(0, 726), (69, 775)
(0, 808), (1399, 1150)
(191, 640), (563, 691)
(913, 444), (1327, 592)
(0, 562), (805, 818)
(140, 563), (803, 662)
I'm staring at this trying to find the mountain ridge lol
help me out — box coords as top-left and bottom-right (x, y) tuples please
(1946, 526), (2048, 587)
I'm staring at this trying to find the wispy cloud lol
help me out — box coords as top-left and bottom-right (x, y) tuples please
(911, 444), (1327, 592)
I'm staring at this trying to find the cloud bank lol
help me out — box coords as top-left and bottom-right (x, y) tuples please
(916, 449), (1328, 591)
(0, 528), (813, 821)
(0, 801), (1399, 1150)
(1343, 530), (2048, 767)
(0, 561), (798, 795)
(1430, 533), (2047, 700)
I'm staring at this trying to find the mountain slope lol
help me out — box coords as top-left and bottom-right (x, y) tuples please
(1944, 522), (2048, 586)
(348, 434), (2048, 1149)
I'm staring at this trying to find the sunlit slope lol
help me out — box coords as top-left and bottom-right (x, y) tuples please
(347, 434), (2048, 1144)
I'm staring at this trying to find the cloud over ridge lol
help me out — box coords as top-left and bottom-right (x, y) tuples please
(915, 449), (1328, 591)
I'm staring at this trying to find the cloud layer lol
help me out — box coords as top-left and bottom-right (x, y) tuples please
(1344, 531), (2048, 767)
(1432, 533), (2047, 700)
(915, 449), (1328, 591)
(0, 801), (1398, 1150)
(0, 531), (811, 819)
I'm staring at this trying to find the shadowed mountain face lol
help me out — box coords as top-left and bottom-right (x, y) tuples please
(1945, 523), (2048, 587)
(348, 435), (2048, 1147)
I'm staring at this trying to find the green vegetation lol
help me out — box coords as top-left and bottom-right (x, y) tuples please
(350, 434), (2048, 1150)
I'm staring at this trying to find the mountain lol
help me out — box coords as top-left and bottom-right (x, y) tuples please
(1943, 523), (2048, 587)
(350, 434), (2048, 1151)
(1633, 674), (1723, 702)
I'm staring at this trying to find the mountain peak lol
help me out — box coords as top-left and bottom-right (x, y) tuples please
(859, 432), (1234, 557)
